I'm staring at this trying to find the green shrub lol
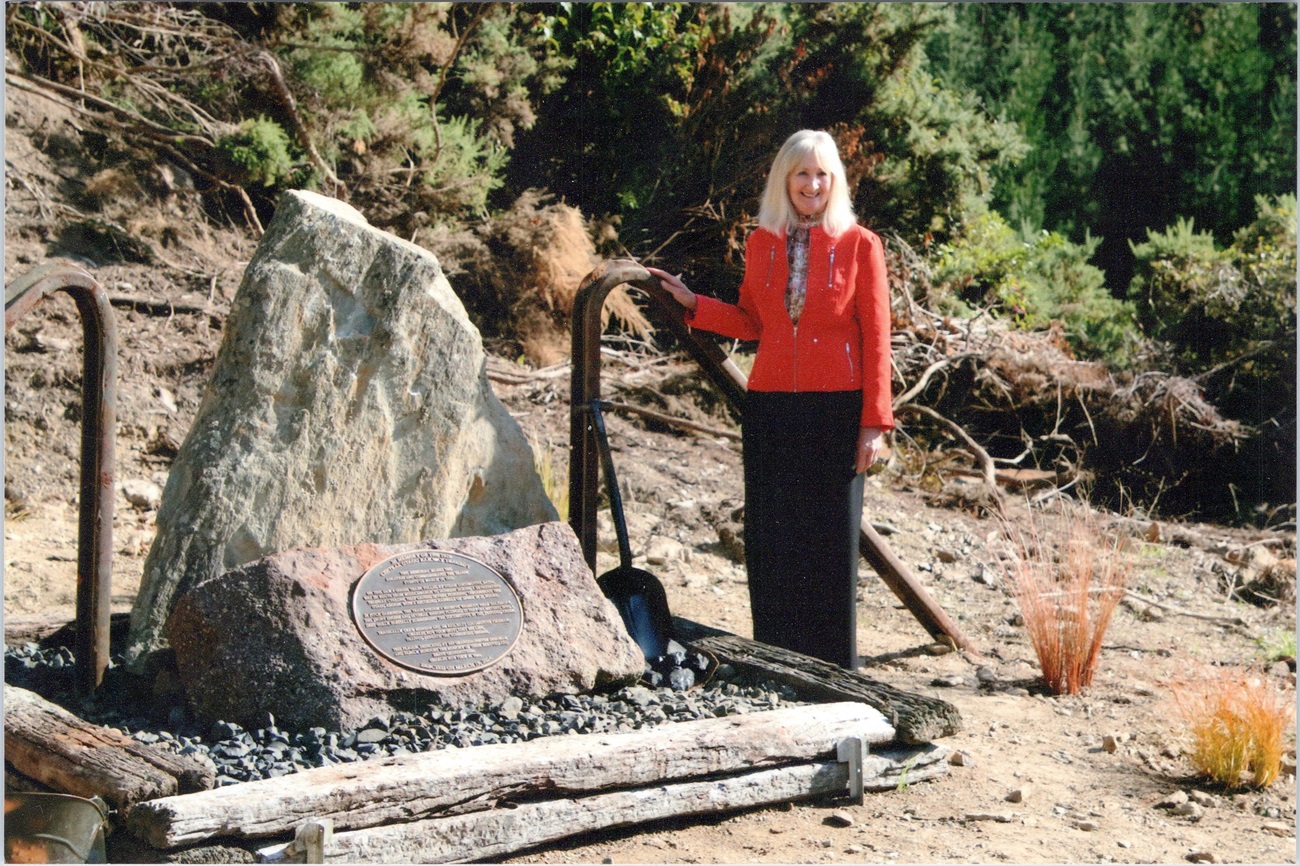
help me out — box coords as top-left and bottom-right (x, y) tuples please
(1128, 195), (1296, 419)
(933, 210), (1140, 362)
(215, 117), (296, 187)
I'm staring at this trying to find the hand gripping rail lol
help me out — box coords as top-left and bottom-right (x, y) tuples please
(568, 258), (972, 652)
(6, 262), (119, 691)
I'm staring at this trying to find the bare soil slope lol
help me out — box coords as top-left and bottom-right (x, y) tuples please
(4, 84), (1295, 865)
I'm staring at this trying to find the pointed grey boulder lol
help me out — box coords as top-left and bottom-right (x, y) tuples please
(128, 190), (557, 665)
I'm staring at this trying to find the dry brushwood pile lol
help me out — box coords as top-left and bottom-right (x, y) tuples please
(3, 69), (1297, 865)
(882, 236), (1250, 521)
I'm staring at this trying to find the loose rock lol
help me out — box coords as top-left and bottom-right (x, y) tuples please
(4, 641), (808, 788)
(1158, 790), (1190, 808)
(825, 810), (855, 828)
(120, 479), (162, 511)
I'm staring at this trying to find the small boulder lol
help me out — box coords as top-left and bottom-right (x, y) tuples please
(165, 522), (644, 731)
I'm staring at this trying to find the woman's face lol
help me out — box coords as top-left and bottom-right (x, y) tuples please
(787, 151), (832, 218)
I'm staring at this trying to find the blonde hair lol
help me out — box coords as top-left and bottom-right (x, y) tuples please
(757, 130), (857, 237)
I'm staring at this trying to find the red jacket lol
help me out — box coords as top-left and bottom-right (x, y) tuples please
(686, 224), (894, 429)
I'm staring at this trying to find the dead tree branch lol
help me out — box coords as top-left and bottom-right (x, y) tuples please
(897, 402), (1002, 502)
(256, 51), (342, 195)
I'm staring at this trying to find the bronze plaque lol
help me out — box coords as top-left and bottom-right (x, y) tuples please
(351, 549), (523, 676)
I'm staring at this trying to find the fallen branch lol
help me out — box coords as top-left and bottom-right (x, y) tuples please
(602, 399), (741, 442)
(4, 70), (264, 234)
(897, 402), (1002, 502)
(108, 294), (221, 319)
(256, 51), (341, 195)
(893, 352), (977, 408)
(484, 360), (570, 385)
(1122, 590), (1249, 628)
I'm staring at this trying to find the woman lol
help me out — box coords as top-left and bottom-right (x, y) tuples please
(647, 129), (893, 669)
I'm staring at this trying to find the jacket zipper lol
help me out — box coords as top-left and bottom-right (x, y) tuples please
(788, 241), (799, 391)
(772, 236), (838, 392)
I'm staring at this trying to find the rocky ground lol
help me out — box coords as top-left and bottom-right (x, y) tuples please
(4, 84), (1297, 864)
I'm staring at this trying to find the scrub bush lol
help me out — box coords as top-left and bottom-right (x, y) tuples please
(1171, 667), (1294, 789)
(215, 117), (296, 187)
(933, 210), (1140, 363)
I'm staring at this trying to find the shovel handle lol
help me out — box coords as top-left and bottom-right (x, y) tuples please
(588, 401), (634, 568)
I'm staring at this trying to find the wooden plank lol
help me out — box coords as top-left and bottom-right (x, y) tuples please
(3, 612), (78, 645)
(125, 702), (893, 850)
(3, 611), (131, 650)
(3, 684), (214, 809)
(293, 743), (948, 864)
(673, 620), (963, 745)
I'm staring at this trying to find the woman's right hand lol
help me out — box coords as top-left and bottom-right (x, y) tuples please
(645, 267), (698, 313)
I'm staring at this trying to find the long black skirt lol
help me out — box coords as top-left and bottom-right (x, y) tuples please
(743, 390), (865, 670)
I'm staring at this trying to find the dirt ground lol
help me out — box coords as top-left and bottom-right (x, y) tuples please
(4, 84), (1297, 864)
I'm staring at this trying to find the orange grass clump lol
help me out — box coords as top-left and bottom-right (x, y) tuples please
(1008, 512), (1130, 695)
(1171, 667), (1295, 789)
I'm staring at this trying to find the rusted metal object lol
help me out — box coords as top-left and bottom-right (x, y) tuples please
(5, 262), (119, 691)
(568, 258), (973, 652)
(569, 259), (746, 568)
(3, 792), (111, 863)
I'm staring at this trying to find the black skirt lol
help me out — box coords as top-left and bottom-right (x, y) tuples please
(742, 390), (865, 669)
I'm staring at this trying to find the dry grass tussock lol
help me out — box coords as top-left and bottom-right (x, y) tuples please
(1171, 665), (1295, 789)
(429, 189), (651, 367)
(1004, 504), (1131, 695)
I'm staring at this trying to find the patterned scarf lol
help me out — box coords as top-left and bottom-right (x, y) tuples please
(784, 215), (820, 325)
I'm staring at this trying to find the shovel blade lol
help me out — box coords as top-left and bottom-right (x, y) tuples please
(597, 566), (674, 660)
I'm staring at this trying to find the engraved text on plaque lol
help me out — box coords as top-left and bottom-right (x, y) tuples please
(351, 549), (523, 675)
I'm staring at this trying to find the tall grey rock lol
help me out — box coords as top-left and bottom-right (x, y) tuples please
(127, 190), (557, 664)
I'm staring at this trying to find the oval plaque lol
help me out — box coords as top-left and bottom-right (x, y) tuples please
(351, 549), (523, 676)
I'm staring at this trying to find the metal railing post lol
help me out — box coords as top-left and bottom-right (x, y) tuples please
(6, 262), (119, 691)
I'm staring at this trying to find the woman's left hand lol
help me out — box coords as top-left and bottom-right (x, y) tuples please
(855, 426), (885, 475)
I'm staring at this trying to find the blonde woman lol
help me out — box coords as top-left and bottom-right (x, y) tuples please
(648, 129), (893, 669)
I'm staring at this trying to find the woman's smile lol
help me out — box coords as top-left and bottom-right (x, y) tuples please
(787, 152), (831, 218)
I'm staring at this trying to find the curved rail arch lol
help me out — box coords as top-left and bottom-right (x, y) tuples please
(6, 262), (119, 690)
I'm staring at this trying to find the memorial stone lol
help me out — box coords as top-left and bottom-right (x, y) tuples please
(164, 522), (647, 731)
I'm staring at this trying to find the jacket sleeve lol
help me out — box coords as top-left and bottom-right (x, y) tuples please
(683, 234), (763, 341)
(857, 229), (894, 430)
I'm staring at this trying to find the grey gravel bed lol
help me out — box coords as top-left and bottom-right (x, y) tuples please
(5, 642), (808, 787)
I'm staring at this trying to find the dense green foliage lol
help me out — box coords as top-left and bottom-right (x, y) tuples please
(927, 3), (1297, 290)
(932, 212), (1138, 363)
(1130, 194), (1296, 425)
(509, 3), (1024, 295)
(5, 1), (1295, 523)
(216, 117), (296, 187)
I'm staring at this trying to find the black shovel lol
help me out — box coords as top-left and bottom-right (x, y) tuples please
(588, 400), (676, 661)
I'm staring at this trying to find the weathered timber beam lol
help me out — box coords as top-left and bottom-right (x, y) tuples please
(3, 684), (214, 809)
(284, 743), (947, 864)
(858, 518), (975, 652)
(674, 619), (963, 744)
(124, 702), (894, 850)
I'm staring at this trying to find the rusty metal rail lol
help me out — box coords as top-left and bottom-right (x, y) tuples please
(5, 262), (118, 691)
(568, 258), (973, 652)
